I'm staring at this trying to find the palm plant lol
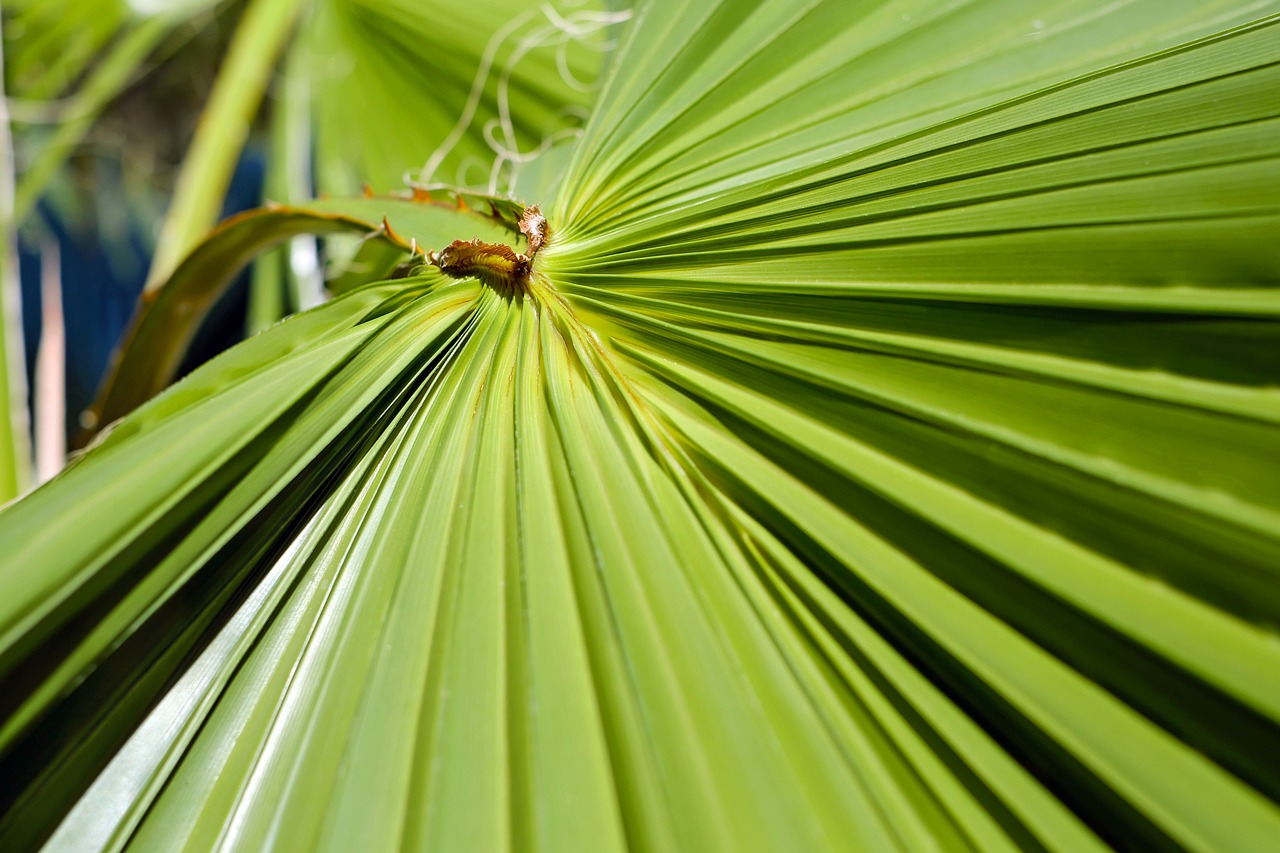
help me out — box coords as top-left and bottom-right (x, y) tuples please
(2, 0), (1279, 850)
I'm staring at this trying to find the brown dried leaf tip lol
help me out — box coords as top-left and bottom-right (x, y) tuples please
(427, 204), (549, 293)
(519, 205), (548, 257)
(380, 215), (405, 246)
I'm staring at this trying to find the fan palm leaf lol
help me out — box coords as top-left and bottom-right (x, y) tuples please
(1, 0), (1279, 850)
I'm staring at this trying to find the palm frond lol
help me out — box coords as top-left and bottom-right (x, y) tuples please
(1, 1), (1278, 850)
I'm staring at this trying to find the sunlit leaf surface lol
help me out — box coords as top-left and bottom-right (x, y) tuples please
(2, 1), (1279, 850)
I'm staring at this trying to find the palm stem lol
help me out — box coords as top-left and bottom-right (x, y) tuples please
(146, 0), (311, 290)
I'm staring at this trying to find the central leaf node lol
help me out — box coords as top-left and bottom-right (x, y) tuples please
(429, 239), (531, 291)
(427, 204), (548, 293)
